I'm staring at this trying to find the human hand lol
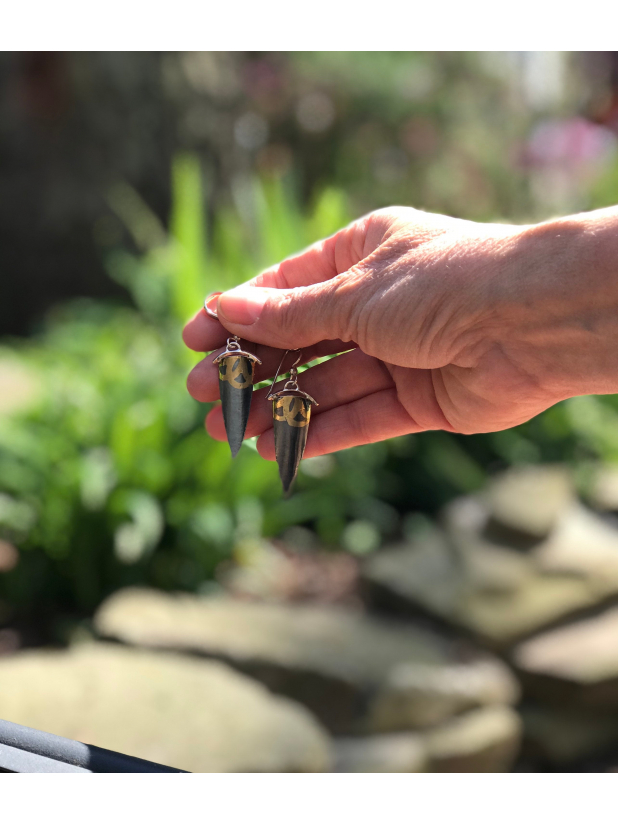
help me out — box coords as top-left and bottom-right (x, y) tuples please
(183, 205), (618, 459)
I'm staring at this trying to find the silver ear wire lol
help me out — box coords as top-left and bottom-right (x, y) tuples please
(267, 350), (300, 397)
(267, 350), (299, 400)
(267, 349), (317, 405)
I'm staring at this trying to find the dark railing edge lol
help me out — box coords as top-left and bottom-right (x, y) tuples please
(0, 718), (188, 773)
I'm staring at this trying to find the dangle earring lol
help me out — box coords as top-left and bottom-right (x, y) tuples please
(267, 349), (318, 495)
(205, 293), (262, 458)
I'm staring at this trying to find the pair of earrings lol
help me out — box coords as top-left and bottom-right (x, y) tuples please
(205, 294), (318, 494)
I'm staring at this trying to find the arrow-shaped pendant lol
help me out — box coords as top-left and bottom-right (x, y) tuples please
(267, 350), (318, 495)
(214, 338), (261, 457)
(273, 394), (314, 494)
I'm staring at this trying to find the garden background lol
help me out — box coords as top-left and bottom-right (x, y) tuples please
(1, 52), (618, 772)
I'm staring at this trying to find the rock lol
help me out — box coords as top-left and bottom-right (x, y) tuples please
(460, 577), (597, 649)
(483, 464), (573, 542)
(444, 497), (534, 593)
(364, 524), (592, 649)
(366, 659), (519, 733)
(363, 525), (465, 615)
(450, 499), (618, 646)
(512, 607), (618, 708)
(334, 733), (427, 772)
(588, 466), (618, 513)
(364, 496), (618, 649)
(0, 643), (331, 772)
(95, 588), (518, 734)
(334, 706), (522, 773)
(521, 705), (618, 766)
(534, 502), (618, 583)
(424, 706), (521, 772)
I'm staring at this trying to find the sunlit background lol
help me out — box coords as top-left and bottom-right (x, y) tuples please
(1, 52), (618, 772)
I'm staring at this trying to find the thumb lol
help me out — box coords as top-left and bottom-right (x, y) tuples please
(214, 209), (401, 348)
(216, 278), (357, 349)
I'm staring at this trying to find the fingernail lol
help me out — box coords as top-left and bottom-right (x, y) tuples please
(204, 291), (222, 319)
(218, 286), (269, 326)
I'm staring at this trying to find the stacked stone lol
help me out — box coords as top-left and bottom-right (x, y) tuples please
(0, 588), (521, 772)
(5, 464), (618, 771)
(363, 465), (618, 769)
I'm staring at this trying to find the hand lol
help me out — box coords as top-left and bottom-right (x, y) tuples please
(183, 205), (618, 459)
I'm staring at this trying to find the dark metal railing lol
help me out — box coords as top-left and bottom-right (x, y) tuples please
(0, 719), (187, 773)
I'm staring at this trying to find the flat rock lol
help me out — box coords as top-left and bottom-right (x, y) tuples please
(364, 525), (465, 613)
(424, 705), (521, 772)
(483, 464), (574, 542)
(366, 659), (518, 733)
(0, 643), (331, 772)
(534, 502), (618, 583)
(364, 498), (618, 649)
(364, 526), (592, 649)
(334, 733), (427, 773)
(512, 607), (618, 707)
(444, 497), (534, 593)
(95, 588), (518, 734)
(334, 706), (521, 773)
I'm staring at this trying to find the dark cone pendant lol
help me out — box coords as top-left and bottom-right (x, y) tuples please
(273, 394), (313, 494)
(267, 349), (318, 496)
(214, 340), (261, 458)
(219, 355), (255, 457)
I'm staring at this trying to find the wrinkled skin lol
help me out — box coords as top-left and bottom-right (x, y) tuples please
(183, 205), (618, 460)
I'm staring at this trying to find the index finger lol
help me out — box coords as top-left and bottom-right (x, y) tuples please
(251, 216), (376, 291)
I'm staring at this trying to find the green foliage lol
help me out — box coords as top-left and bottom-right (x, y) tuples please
(0, 160), (372, 619)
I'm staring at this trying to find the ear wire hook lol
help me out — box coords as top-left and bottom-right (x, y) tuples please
(267, 349), (302, 401)
(289, 350), (302, 369)
(267, 349), (317, 405)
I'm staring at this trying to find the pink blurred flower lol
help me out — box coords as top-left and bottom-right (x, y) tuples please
(525, 116), (617, 169)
